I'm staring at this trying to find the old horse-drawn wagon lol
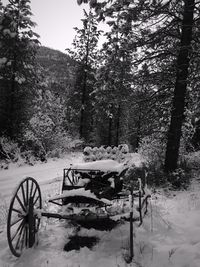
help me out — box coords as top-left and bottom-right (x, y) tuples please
(6, 146), (150, 257)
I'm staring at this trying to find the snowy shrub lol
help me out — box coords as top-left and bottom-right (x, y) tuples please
(53, 132), (83, 152)
(137, 132), (193, 187)
(24, 114), (54, 159)
(90, 154), (96, 161)
(147, 167), (167, 186)
(103, 152), (109, 159)
(45, 134), (83, 159)
(46, 148), (63, 158)
(111, 153), (117, 160)
(0, 160), (8, 169)
(124, 164), (147, 189)
(119, 152), (126, 162)
(83, 146), (92, 161)
(82, 145), (130, 162)
(92, 147), (98, 154)
(184, 151), (200, 170)
(117, 144), (130, 162)
(111, 146), (117, 154)
(106, 146), (112, 154)
(119, 144), (129, 154)
(0, 137), (25, 165)
(99, 146), (105, 154)
(83, 146), (92, 156)
(167, 168), (190, 189)
(69, 138), (83, 151)
(136, 134), (168, 186)
(138, 135), (187, 187)
(21, 150), (36, 166)
(24, 113), (83, 160)
(138, 134), (166, 170)
(96, 152), (103, 160)
(91, 147), (98, 160)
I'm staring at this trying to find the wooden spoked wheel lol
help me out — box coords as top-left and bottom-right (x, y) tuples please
(7, 177), (42, 257)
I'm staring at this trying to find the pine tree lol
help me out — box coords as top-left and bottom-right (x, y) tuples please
(93, 0), (135, 146)
(189, 16), (200, 149)
(0, 0), (39, 140)
(164, 0), (195, 172)
(66, 9), (101, 142)
(78, 1), (178, 142)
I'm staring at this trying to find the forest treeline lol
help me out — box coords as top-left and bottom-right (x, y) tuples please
(1, 0), (200, 185)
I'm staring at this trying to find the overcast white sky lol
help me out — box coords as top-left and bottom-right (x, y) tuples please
(31, 0), (89, 52)
(2, 0), (91, 52)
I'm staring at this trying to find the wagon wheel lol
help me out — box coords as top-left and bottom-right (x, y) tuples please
(7, 177), (42, 257)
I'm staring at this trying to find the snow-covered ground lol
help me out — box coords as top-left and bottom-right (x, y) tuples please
(1, 153), (200, 267)
(0, 153), (83, 201)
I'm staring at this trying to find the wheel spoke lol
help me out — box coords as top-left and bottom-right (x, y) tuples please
(15, 223), (25, 251)
(26, 180), (29, 206)
(12, 208), (23, 214)
(11, 217), (23, 227)
(33, 195), (39, 206)
(25, 224), (28, 248)
(20, 226), (26, 251)
(11, 219), (25, 241)
(20, 184), (26, 207)
(16, 195), (26, 213)
(32, 186), (37, 200)
(30, 181), (34, 198)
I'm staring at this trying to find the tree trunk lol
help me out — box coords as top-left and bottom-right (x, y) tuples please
(164, 0), (195, 173)
(8, 50), (18, 139)
(135, 106), (141, 150)
(79, 16), (91, 139)
(79, 67), (87, 139)
(108, 115), (112, 146)
(115, 104), (121, 146)
(8, 73), (16, 138)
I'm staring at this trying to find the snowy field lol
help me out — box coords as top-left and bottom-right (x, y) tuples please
(1, 153), (200, 267)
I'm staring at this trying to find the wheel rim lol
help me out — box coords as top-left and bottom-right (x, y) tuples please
(7, 177), (42, 257)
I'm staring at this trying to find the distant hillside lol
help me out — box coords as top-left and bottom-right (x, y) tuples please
(36, 46), (77, 88)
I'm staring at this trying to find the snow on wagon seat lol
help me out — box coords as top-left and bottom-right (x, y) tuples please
(71, 159), (126, 174)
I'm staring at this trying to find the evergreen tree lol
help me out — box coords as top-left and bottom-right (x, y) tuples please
(0, 0), (39, 140)
(66, 9), (101, 142)
(93, 0), (134, 146)
(164, 0), (195, 172)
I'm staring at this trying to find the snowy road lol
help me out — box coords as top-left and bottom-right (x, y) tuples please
(0, 153), (83, 201)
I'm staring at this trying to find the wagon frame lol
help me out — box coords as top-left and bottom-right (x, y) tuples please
(6, 163), (150, 258)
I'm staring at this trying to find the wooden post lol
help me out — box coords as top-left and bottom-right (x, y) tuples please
(138, 179), (143, 225)
(139, 190), (143, 225)
(129, 187), (134, 261)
